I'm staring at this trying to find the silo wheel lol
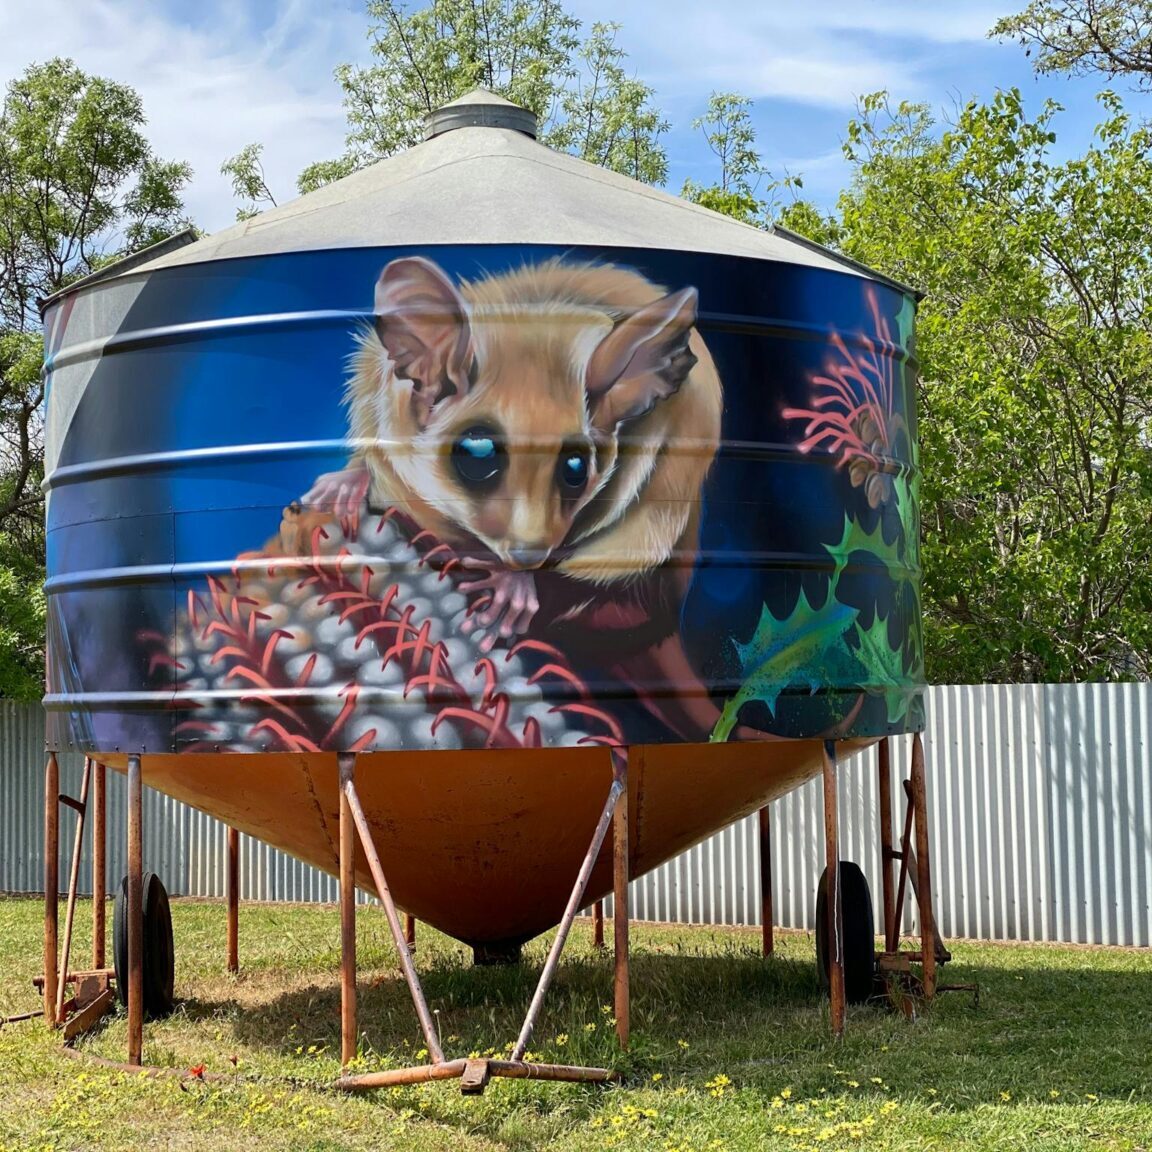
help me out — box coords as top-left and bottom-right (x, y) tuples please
(815, 861), (877, 1005)
(113, 871), (176, 1019)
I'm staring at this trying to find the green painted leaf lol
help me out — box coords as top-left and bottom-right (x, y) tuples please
(826, 510), (901, 576)
(711, 591), (859, 742)
(855, 613), (913, 724)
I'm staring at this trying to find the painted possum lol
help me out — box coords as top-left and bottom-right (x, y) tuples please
(304, 256), (727, 740)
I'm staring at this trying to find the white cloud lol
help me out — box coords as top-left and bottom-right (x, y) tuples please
(0, 0), (1018, 232)
(764, 1), (1009, 43)
(566, 0), (1008, 106)
(0, 0), (366, 233)
(667, 40), (919, 110)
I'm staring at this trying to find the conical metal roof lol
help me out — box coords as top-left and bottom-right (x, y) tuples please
(119, 91), (887, 281)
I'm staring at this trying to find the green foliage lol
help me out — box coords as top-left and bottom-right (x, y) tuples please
(681, 92), (771, 224)
(831, 88), (1152, 682)
(680, 92), (830, 234)
(682, 93), (764, 208)
(0, 58), (193, 328)
(0, 58), (192, 695)
(227, 0), (670, 208)
(774, 199), (843, 248)
(0, 535), (45, 699)
(220, 142), (277, 221)
(680, 183), (763, 226)
(544, 22), (668, 185)
(993, 2), (1152, 86)
(297, 154), (360, 197)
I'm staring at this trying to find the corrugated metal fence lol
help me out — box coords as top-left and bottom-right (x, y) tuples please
(3, 686), (1150, 946)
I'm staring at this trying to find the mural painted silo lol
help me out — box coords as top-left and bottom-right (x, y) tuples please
(41, 90), (924, 954)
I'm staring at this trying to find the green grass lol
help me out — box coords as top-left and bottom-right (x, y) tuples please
(1, 895), (1149, 1151)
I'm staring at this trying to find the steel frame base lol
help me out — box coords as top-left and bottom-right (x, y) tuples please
(40, 752), (243, 1062)
(334, 746), (631, 1095)
(38, 754), (118, 1046)
(873, 732), (951, 1010)
(810, 733), (951, 1035)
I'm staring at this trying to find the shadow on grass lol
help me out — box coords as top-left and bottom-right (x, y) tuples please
(209, 945), (821, 1063)
(185, 941), (1152, 1109)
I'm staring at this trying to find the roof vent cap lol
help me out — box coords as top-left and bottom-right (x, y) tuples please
(426, 88), (538, 139)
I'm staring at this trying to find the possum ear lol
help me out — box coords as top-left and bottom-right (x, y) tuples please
(374, 257), (474, 426)
(586, 287), (699, 430)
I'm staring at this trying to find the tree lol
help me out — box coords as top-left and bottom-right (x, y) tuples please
(681, 93), (767, 225)
(679, 92), (819, 231)
(823, 89), (1152, 682)
(0, 58), (193, 697)
(224, 0), (668, 215)
(681, 79), (1152, 683)
(220, 142), (277, 222)
(993, 2), (1152, 86)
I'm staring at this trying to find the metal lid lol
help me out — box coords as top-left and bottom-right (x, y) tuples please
(426, 89), (537, 140)
(49, 88), (917, 295)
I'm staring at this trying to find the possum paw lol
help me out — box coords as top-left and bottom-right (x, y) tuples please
(302, 467), (370, 534)
(457, 563), (540, 651)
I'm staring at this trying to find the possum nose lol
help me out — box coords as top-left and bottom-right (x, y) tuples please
(506, 546), (549, 570)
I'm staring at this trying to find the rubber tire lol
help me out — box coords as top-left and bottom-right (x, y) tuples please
(815, 861), (876, 1005)
(113, 871), (176, 1019)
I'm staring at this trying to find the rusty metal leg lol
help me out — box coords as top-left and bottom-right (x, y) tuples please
(405, 914), (416, 951)
(57, 758), (93, 1020)
(909, 733), (937, 998)
(593, 900), (605, 950)
(511, 757), (624, 1061)
(758, 805), (774, 956)
(612, 747), (630, 1051)
(339, 759), (357, 1067)
(126, 754), (143, 1065)
(340, 752), (445, 1064)
(821, 739), (845, 1037)
(878, 739), (897, 953)
(92, 762), (106, 970)
(894, 779), (915, 936)
(226, 827), (240, 974)
(43, 753), (60, 1029)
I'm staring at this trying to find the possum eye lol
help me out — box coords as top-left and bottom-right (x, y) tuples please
(557, 445), (590, 494)
(451, 425), (506, 491)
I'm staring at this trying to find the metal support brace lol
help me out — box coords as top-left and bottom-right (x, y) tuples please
(336, 746), (628, 1094)
(821, 739), (846, 1037)
(43, 754), (59, 1029)
(758, 806), (774, 956)
(56, 758), (93, 1021)
(612, 747), (630, 1050)
(227, 827), (240, 974)
(875, 734), (952, 1003)
(126, 754), (143, 1066)
(339, 751), (444, 1064)
(92, 763), (107, 970)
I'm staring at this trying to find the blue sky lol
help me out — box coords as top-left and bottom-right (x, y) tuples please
(1, 0), (1147, 234)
